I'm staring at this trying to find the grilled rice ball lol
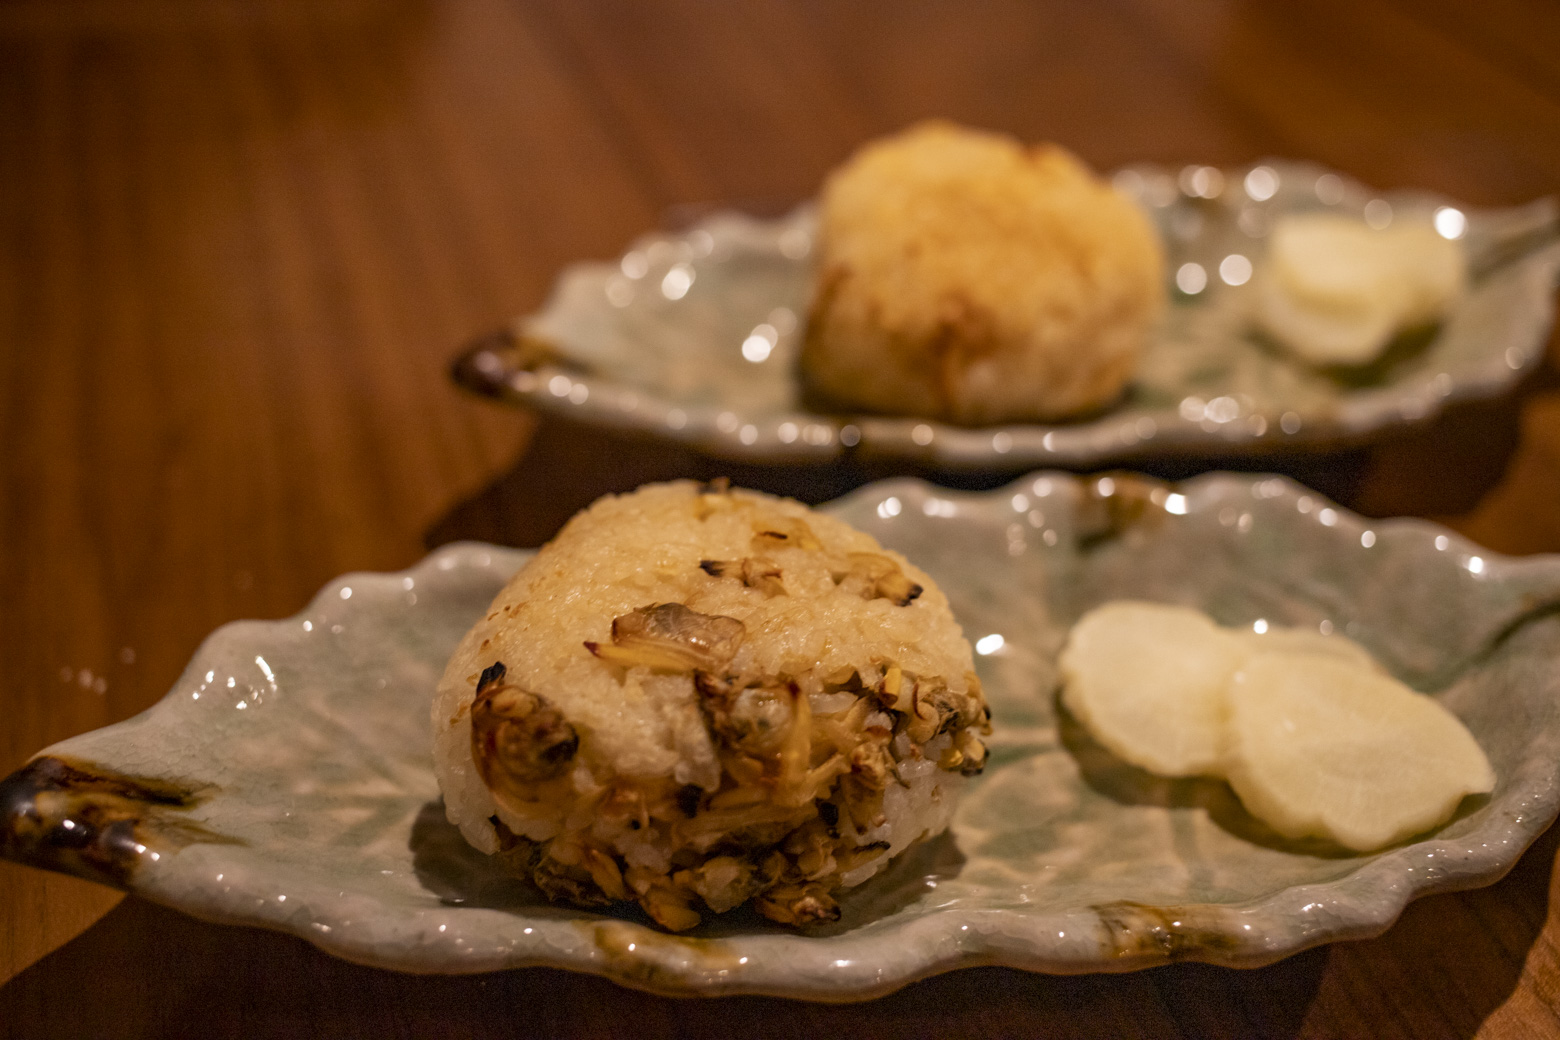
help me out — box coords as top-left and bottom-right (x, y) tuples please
(801, 121), (1165, 425)
(432, 480), (989, 930)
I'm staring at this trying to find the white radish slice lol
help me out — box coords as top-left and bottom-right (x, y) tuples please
(1393, 223), (1468, 325)
(1059, 601), (1246, 776)
(1238, 627), (1378, 671)
(1257, 277), (1402, 367)
(1255, 212), (1466, 366)
(1257, 213), (1409, 365)
(1225, 652), (1495, 851)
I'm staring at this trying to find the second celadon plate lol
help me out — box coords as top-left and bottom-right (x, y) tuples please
(454, 161), (1559, 469)
(4, 473), (1560, 999)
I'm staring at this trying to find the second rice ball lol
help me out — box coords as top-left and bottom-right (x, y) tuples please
(801, 121), (1165, 425)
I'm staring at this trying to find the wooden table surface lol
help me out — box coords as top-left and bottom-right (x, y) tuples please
(4, 1), (1560, 1036)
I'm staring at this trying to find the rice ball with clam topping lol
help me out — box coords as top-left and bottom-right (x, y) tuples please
(432, 480), (989, 930)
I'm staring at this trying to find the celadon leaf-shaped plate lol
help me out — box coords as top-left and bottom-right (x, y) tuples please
(453, 161), (1560, 470)
(5, 473), (1560, 1000)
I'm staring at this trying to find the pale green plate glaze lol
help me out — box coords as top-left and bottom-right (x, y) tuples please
(4, 473), (1560, 999)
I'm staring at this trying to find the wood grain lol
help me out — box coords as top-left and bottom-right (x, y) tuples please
(2, 0), (1558, 1035)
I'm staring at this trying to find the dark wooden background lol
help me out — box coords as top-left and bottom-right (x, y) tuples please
(3, 1), (1560, 1036)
